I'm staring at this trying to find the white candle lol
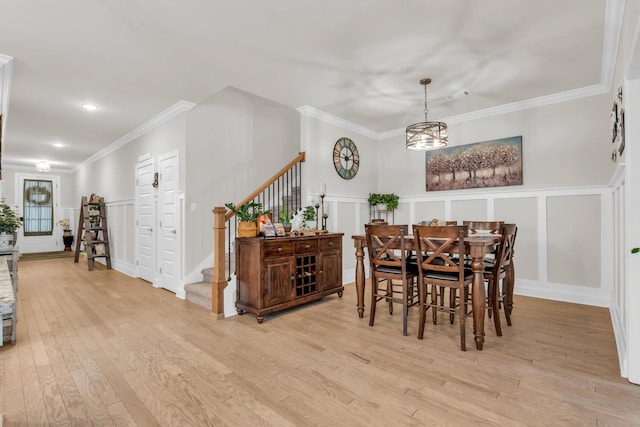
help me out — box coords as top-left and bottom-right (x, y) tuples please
(321, 183), (326, 196)
(323, 202), (329, 215)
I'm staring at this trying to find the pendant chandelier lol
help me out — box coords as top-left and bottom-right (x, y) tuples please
(35, 161), (51, 172)
(405, 78), (448, 151)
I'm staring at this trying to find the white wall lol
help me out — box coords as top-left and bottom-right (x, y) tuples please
(184, 87), (301, 276)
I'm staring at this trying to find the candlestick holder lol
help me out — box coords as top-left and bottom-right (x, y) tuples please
(320, 193), (327, 231)
(314, 202), (320, 229)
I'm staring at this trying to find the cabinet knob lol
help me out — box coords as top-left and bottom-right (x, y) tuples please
(305, 245), (310, 249)
(328, 242), (333, 246)
(277, 247), (283, 252)
(319, 270), (323, 274)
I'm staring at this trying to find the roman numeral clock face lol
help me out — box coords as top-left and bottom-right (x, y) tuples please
(333, 137), (359, 180)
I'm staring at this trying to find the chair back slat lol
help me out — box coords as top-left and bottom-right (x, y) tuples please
(365, 224), (411, 272)
(413, 225), (468, 283)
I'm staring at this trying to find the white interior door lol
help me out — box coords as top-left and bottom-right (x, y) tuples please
(136, 158), (156, 283)
(15, 173), (61, 253)
(158, 151), (180, 293)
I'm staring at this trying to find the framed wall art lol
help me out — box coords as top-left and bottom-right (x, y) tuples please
(425, 136), (523, 192)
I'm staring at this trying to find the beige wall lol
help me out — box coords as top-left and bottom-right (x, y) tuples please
(184, 87), (301, 275)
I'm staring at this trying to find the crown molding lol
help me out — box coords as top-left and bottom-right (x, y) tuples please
(602, 0), (626, 90)
(75, 100), (195, 171)
(303, 0), (625, 142)
(320, 83), (610, 141)
(296, 105), (378, 139)
(1, 162), (74, 174)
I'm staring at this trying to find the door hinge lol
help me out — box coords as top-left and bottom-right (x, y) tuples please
(136, 260), (139, 266)
(159, 267), (162, 274)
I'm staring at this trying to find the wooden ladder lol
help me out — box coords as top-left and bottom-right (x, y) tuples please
(74, 196), (112, 271)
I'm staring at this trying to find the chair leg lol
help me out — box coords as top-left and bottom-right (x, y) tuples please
(431, 285), (438, 325)
(402, 279), (409, 336)
(502, 278), (513, 326)
(418, 280), (426, 339)
(487, 279), (494, 318)
(387, 279), (393, 315)
(369, 277), (378, 327)
(449, 288), (456, 324)
(490, 279), (502, 336)
(459, 293), (466, 351)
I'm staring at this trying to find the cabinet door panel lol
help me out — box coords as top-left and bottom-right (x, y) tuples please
(318, 251), (341, 292)
(264, 258), (295, 306)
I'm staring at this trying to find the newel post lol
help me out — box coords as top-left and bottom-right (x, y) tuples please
(212, 206), (228, 319)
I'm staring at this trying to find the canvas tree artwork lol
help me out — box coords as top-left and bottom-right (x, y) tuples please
(425, 136), (523, 191)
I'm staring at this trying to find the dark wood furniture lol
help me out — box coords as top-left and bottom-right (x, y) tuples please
(413, 225), (473, 350)
(487, 223), (518, 328)
(236, 233), (344, 323)
(365, 224), (418, 336)
(352, 233), (499, 350)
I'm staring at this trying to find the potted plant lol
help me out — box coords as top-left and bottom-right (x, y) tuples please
(367, 193), (399, 211)
(279, 199), (292, 232)
(302, 205), (317, 230)
(225, 201), (270, 238)
(58, 218), (74, 251)
(0, 199), (22, 248)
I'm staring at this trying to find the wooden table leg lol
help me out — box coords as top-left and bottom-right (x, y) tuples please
(470, 249), (486, 350)
(355, 244), (366, 318)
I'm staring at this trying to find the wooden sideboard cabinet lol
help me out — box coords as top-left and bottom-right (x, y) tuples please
(235, 233), (344, 323)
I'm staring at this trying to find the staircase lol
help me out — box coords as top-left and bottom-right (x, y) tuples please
(184, 268), (214, 309)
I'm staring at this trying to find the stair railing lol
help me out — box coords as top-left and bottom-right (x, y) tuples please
(212, 151), (306, 318)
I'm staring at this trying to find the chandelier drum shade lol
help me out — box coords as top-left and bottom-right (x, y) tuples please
(35, 161), (51, 172)
(406, 78), (448, 151)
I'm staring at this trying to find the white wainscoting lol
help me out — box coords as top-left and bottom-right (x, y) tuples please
(323, 185), (612, 309)
(96, 199), (137, 277)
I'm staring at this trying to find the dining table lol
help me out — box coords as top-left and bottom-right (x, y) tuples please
(351, 233), (501, 350)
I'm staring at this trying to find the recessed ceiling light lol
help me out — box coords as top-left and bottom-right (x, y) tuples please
(82, 103), (98, 111)
(53, 142), (64, 148)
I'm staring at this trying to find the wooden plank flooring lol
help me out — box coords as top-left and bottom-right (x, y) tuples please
(1, 257), (639, 426)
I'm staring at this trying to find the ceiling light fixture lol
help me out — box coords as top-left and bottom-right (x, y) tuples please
(35, 161), (51, 173)
(405, 78), (448, 151)
(82, 103), (98, 111)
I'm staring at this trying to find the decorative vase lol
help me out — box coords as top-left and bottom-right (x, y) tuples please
(0, 232), (13, 249)
(282, 223), (292, 233)
(62, 231), (74, 251)
(237, 221), (257, 238)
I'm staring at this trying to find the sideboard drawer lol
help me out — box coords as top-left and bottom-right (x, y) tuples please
(319, 237), (341, 251)
(294, 240), (318, 254)
(263, 242), (293, 258)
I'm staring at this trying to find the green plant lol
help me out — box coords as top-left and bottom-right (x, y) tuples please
(0, 200), (22, 233)
(302, 205), (317, 222)
(367, 193), (399, 211)
(367, 193), (383, 206)
(279, 199), (291, 224)
(224, 202), (270, 223)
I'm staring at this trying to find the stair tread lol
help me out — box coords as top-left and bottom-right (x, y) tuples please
(184, 282), (211, 297)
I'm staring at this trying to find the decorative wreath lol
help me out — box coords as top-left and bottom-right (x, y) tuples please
(25, 185), (52, 206)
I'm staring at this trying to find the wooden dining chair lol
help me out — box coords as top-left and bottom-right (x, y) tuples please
(413, 224), (473, 350)
(487, 223), (518, 327)
(365, 224), (419, 336)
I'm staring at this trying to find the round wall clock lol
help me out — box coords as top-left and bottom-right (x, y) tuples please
(333, 137), (359, 180)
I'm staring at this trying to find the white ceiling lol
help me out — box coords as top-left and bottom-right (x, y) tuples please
(0, 0), (621, 171)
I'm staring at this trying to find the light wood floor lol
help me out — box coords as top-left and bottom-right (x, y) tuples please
(2, 258), (639, 426)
